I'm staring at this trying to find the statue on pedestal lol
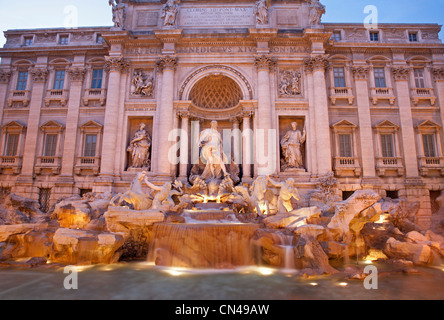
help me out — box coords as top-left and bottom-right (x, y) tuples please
(254, 0), (271, 25)
(308, 0), (326, 26)
(197, 120), (230, 181)
(161, 0), (179, 27)
(109, 0), (126, 29)
(127, 123), (151, 170)
(281, 122), (306, 170)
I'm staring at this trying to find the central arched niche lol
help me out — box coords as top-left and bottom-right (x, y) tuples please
(189, 74), (243, 109)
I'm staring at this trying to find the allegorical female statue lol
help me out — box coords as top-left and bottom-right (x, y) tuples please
(161, 0), (179, 27)
(109, 0), (126, 29)
(308, 0), (326, 26)
(127, 123), (151, 169)
(254, 0), (270, 25)
(281, 122), (306, 170)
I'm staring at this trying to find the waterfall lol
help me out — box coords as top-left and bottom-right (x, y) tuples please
(148, 223), (260, 269)
(275, 232), (295, 270)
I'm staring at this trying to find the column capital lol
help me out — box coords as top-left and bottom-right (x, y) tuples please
(254, 55), (276, 72)
(0, 70), (12, 83)
(156, 55), (178, 73)
(176, 109), (190, 119)
(392, 66), (411, 81)
(30, 68), (49, 83)
(68, 67), (87, 82)
(304, 55), (329, 73)
(351, 65), (370, 80)
(105, 56), (129, 73)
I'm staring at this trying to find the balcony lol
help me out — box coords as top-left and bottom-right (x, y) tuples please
(83, 88), (107, 106)
(35, 156), (61, 175)
(376, 157), (404, 176)
(333, 157), (361, 177)
(329, 87), (354, 105)
(44, 89), (69, 107)
(0, 156), (22, 174)
(7, 90), (31, 108)
(75, 156), (100, 175)
(419, 157), (444, 176)
(370, 87), (396, 105)
(411, 88), (437, 106)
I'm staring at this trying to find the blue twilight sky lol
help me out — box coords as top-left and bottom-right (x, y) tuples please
(0, 0), (443, 47)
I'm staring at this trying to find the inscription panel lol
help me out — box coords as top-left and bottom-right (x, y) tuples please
(136, 11), (159, 27)
(179, 7), (255, 27)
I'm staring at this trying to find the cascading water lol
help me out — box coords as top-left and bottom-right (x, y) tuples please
(148, 207), (260, 269)
(275, 233), (295, 270)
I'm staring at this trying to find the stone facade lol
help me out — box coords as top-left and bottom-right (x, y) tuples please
(0, 0), (443, 230)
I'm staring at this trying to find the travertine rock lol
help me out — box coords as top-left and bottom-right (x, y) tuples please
(51, 228), (124, 265)
(263, 207), (321, 230)
(53, 199), (92, 229)
(384, 237), (432, 265)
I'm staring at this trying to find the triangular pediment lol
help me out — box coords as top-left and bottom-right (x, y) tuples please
(331, 119), (357, 128)
(2, 121), (26, 130)
(416, 120), (441, 129)
(79, 120), (103, 129)
(374, 120), (399, 129)
(40, 120), (64, 129)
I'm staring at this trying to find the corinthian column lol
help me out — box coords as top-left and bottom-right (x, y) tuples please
(99, 56), (128, 180)
(433, 67), (444, 138)
(21, 67), (49, 177)
(304, 55), (332, 175)
(155, 55), (177, 177)
(60, 66), (86, 177)
(254, 55), (277, 176)
(352, 65), (377, 179)
(392, 66), (419, 178)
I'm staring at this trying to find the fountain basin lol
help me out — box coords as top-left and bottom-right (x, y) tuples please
(149, 223), (260, 269)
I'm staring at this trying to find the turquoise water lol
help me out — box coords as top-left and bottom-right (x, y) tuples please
(0, 262), (443, 300)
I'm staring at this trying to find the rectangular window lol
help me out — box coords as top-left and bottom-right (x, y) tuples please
(84, 134), (97, 157)
(96, 34), (104, 44)
(332, 31), (342, 41)
(370, 31), (379, 42)
(16, 71), (28, 91)
(414, 68), (426, 88)
(53, 70), (65, 90)
(4, 134), (19, 157)
(44, 134), (58, 157)
(59, 35), (69, 45)
(338, 134), (352, 158)
(91, 69), (103, 89)
(374, 67), (387, 88)
(38, 188), (51, 213)
(380, 134), (395, 158)
(333, 67), (346, 88)
(409, 32), (418, 42)
(422, 134), (436, 158)
(24, 36), (33, 46)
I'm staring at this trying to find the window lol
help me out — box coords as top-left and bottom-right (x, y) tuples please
(43, 134), (58, 157)
(16, 71), (28, 91)
(422, 134), (436, 158)
(369, 31), (379, 42)
(332, 31), (342, 41)
(333, 67), (346, 87)
(59, 35), (69, 45)
(338, 134), (352, 158)
(96, 34), (104, 44)
(38, 188), (51, 213)
(84, 134), (97, 157)
(409, 32), (418, 42)
(374, 67), (387, 88)
(380, 134), (395, 158)
(24, 36), (33, 46)
(53, 70), (65, 90)
(386, 190), (399, 199)
(4, 134), (19, 156)
(414, 68), (426, 88)
(342, 191), (354, 201)
(91, 69), (103, 89)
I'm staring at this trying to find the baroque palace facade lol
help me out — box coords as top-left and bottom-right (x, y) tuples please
(0, 0), (443, 229)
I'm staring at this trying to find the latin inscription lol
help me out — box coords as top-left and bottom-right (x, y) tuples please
(179, 7), (255, 27)
(126, 46), (310, 55)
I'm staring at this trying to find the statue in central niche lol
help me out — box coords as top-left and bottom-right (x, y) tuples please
(281, 122), (306, 170)
(198, 120), (230, 181)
